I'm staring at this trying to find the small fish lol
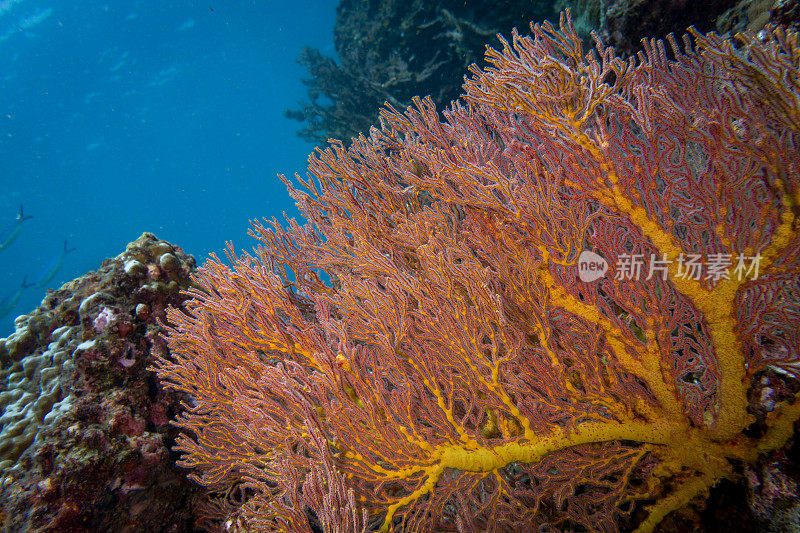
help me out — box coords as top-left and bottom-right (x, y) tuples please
(0, 277), (34, 320)
(0, 205), (33, 252)
(35, 239), (76, 290)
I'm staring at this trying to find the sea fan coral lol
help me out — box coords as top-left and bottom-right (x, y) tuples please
(154, 13), (800, 532)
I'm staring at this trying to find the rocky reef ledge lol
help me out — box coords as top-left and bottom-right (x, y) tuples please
(0, 233), (202, 532)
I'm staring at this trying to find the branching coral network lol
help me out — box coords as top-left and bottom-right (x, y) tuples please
(154, 12), (800, 533)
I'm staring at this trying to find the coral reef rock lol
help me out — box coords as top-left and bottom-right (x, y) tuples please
(0, 233), (202, 532)
(286, 0), (557, 146)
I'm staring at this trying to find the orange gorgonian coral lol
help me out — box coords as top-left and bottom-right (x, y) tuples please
(154, 13), (800, 532)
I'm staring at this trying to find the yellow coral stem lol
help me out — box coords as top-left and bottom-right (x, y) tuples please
(379, 418), (690, 531)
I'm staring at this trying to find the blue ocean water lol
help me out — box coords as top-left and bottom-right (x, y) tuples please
(0, 1), (338, 334)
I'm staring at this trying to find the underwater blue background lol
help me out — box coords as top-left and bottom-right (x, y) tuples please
(0, 1), (338, 334)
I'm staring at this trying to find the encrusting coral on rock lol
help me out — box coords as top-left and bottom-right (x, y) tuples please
(0, 233), (203, 532)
